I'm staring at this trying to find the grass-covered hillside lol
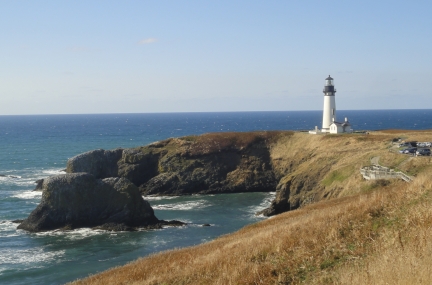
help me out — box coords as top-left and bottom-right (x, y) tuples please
(71, 130), (432, 284)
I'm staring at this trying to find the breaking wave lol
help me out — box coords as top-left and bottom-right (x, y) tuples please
(151, 200), (209, 210)
(11, 191), (42, 200)
(143, 195), (180, 201)
(0, 247), (65, 265)
(246, 192), (276, 217)
(34, 227), (109, 240)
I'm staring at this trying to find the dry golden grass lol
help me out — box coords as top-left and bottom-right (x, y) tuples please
(182, 131), (292, 156)
(71, 130), (432, 285)
(332, 173), (432, 285)
(269, 132), (392, 202)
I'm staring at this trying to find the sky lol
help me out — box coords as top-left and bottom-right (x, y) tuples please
(0, 0), (431, 115)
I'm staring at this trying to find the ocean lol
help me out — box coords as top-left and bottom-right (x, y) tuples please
(0, 110), (431, 285)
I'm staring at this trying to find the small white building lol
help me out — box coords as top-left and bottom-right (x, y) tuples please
(309, 75), (353, 134)
(329, 117), (352, 134)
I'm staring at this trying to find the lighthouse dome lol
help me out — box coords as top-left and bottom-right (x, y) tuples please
(325, 75), (334, 86)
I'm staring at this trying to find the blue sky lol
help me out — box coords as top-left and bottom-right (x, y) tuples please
(1, 0), (431, 114)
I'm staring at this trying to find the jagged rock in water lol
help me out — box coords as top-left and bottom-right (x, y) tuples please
(66, 148), (123, 179)
(33, 179), (44, 191)
(18, 173), (159, 232)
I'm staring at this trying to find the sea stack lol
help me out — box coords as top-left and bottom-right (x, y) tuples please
(18, 173), (161, 232)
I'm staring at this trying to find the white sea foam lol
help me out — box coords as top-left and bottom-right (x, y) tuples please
(150, 239), (168, 247)
(0, 221), (17, 233)
(0, 174), (22, 179)
(178, 219), (193, 224)
(42, 169), (66, 176)
(34, 227), (108, 239)
(143, 195), (180, 201)
(28, 168), (66, 182)
(152, 200), (209, 210)
(0, 168), (65, 189)
(0, 247), (65, 265)
(12, 190), (42, 199)
(246, 192), (276, 216)
(14, 180), (37, 187)
(0, 175), (22, 183)
(188, 222), (213, 227)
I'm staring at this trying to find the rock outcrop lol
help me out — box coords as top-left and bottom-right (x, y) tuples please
(258, 168), (329, 216)
(18, 173), (161, 232)
(33, 179), (44, 191)
(60, 131), (300, 217)
(66, 148), (124, 179)
(117, 132), (284, 195)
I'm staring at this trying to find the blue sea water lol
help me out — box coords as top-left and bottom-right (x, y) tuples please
(0, 110), (431, 285)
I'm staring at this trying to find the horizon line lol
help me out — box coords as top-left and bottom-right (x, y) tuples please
(1, 108), (431, 117)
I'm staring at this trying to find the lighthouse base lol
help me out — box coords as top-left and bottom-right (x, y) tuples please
(309, 119), (354, 135)
(308, 126), (324, 135)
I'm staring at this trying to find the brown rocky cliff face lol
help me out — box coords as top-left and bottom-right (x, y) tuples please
(63, 131), (379, 218)
(259, 164), (330, 216)
(117, 132), (285, 195)
(118, 147), (163, 187)
(64, 132), (289, 197)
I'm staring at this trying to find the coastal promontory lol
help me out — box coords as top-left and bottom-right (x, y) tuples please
(24, 130), (425, 233)
(63, 130), (406, 216)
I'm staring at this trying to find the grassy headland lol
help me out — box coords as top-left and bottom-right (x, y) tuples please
(71, 130), (432, 284)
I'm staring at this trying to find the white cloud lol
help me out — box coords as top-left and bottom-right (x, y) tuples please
(138, 38), (158, 45)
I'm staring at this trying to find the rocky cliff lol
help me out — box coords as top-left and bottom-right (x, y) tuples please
(66, 148), (124, 178)
(66, 131), (289, 196)
(23, 130), (407, 233)
(33, 131), (397, 223)
(62, 131), (388, 217)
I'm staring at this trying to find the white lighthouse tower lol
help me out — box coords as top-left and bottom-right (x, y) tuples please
(309, 75), (352, 134)
(322, 75), (336, 132)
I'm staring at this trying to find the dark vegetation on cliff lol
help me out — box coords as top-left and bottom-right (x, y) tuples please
(70, 130), (432, 284)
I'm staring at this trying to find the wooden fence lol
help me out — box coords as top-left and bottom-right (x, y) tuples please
(360, 165), (412, 182)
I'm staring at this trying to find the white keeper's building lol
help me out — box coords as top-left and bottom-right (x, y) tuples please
(309, 75), (353, 134)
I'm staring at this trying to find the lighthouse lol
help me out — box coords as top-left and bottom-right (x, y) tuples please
(309, 75), (352, 134)
(322, 75), (336, 132)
